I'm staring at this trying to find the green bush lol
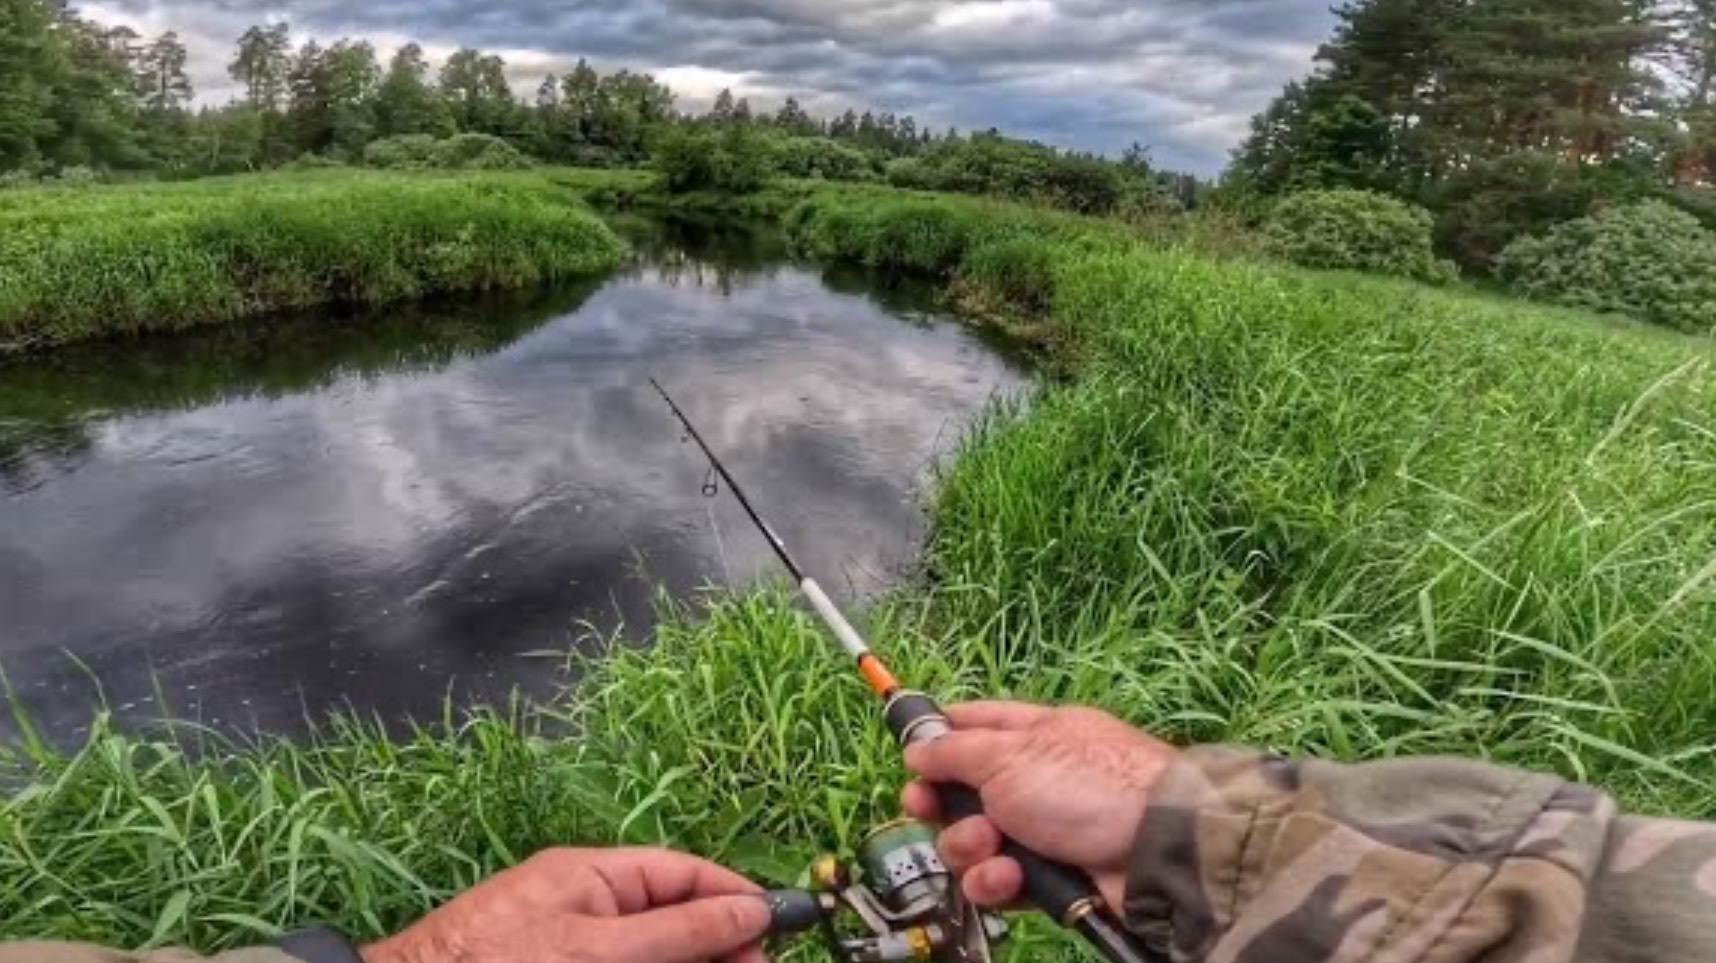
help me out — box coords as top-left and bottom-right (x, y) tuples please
(1037, 154), (1125, 216)
(653, 127), (771, 195)
(361, 134), (530, 171)
(1431, 151), (1659, 272)
(362, 135), (443, 170)
(1265, 189), (1454, 283)
(433, 133), (533, 171)
(1497, 201), (1716, 333)
(884, 158), (937, 192)
(767, 136), (879, 182)
(879, 138), (1126, 215)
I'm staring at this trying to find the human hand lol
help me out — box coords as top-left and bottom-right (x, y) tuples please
(361, 847), (771, 963)
(901, 702), (1177, 911)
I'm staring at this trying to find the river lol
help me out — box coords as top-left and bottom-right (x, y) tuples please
(0, 217), (1026, 740)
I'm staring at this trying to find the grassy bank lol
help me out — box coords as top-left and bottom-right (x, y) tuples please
(3, 183), (1715, 954)
(0, 172), (624, 352)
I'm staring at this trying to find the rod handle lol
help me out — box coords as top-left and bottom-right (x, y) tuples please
(885, 692), (1164, 963)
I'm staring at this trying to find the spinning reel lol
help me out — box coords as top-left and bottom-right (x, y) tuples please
(766, 820), (1008, 963)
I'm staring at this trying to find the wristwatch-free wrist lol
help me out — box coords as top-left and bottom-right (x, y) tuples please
(279, 927), (366, 963)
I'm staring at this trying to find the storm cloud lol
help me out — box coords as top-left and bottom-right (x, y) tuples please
(80, 0), (1335, 173)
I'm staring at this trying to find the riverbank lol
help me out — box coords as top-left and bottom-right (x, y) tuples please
(0, 172), (624, 352)
(3, 175), (1714, 954)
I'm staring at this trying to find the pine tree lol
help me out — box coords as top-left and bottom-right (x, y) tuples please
(138, 32), (192, 114)
(1438, 0), (1664, 162)
(710, 88), (736, 124)
(229, 24), (292, 111)
(1233, 0), (1673, 201)
(1666, 0), (1716, 181)
(775, 96), (814, 135)
(374, 43), (451, 138)
(439, 48), (515, 136)
(319, 40), (379, 155)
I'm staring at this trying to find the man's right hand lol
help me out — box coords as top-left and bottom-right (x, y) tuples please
(901, 702), (1177, 912)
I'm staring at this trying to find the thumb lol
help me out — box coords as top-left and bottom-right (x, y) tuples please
(597, 894), (771, 963)
(903, 730), (1019, 790)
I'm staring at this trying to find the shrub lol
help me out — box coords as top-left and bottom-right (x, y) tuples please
(1431, 151), (1659, 272)
(1037, 154), (1125, 216)
(767, 136), (880, 182)
(361, 134), (531, 171)
(1265, 189), (1454, 284)
(884, 138), (1128, 215)
(884, 158), (937, 192)
(433, 133), (532, 171)
(1112, 188), (1183, 225)
(362, 135), (441, 170)
(653, 127), (771, 195)
(1497, 201), (1716, 333)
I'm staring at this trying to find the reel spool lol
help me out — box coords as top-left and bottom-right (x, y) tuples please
(767, 820), (1008, 963)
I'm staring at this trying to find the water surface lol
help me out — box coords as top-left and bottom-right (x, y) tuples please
(0, 219), (1025, 739)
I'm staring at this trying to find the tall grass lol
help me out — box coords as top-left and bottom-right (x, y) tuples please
(0, 172), (624, 351)
(3, 185), (1714, 954)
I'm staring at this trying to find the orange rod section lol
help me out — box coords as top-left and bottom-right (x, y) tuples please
(857, 654), (901, 697)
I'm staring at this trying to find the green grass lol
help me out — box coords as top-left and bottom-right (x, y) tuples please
(0, 171), (625, 351)
(3, 181), (1715, 956)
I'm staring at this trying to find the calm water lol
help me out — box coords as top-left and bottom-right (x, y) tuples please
(0, 218), (1025, 739)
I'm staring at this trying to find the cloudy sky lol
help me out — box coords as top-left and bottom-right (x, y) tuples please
(81, 0), (1333, 174)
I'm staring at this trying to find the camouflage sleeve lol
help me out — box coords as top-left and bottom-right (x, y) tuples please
(0, 944), (300, 963)
(1122, 747), (1716, 963)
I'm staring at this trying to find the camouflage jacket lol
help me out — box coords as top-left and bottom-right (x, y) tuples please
(6, 751), (1713, 963)
(1125, 748), (1716, 963)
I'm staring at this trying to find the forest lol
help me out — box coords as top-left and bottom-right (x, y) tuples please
(0, 1), (1174, 204)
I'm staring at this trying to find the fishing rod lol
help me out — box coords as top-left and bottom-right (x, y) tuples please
(649, 378), (1158, 963)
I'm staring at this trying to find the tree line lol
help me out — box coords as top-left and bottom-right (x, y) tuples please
(1226, 0), (1716, 268)
(0, 1), (1032, 178)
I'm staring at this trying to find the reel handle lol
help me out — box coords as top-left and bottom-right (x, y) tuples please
(884, 693), (1163, 963)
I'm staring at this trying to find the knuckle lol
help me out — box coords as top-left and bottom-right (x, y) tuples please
(542, 845), (582, 864)
(715, 897), (754, 934)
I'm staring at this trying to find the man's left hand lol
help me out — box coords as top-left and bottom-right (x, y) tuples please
(360, 847), (771, 963)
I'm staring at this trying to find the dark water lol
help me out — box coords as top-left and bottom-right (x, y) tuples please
(0, 218), (1025, 740)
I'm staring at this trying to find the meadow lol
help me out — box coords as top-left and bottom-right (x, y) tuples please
(2, 175), (1714, 957)
(0, 172), (624, 352)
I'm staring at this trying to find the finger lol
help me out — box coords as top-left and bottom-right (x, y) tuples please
(937, 816), (1003, 875)
(962, 857), (1025, 909)
(580, 848), (763, 915)
(597, 895), (772, 963)
(901, 781), (941, 823)
(902, 730), (1020, 788)
(945, 702), (1053, 732)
